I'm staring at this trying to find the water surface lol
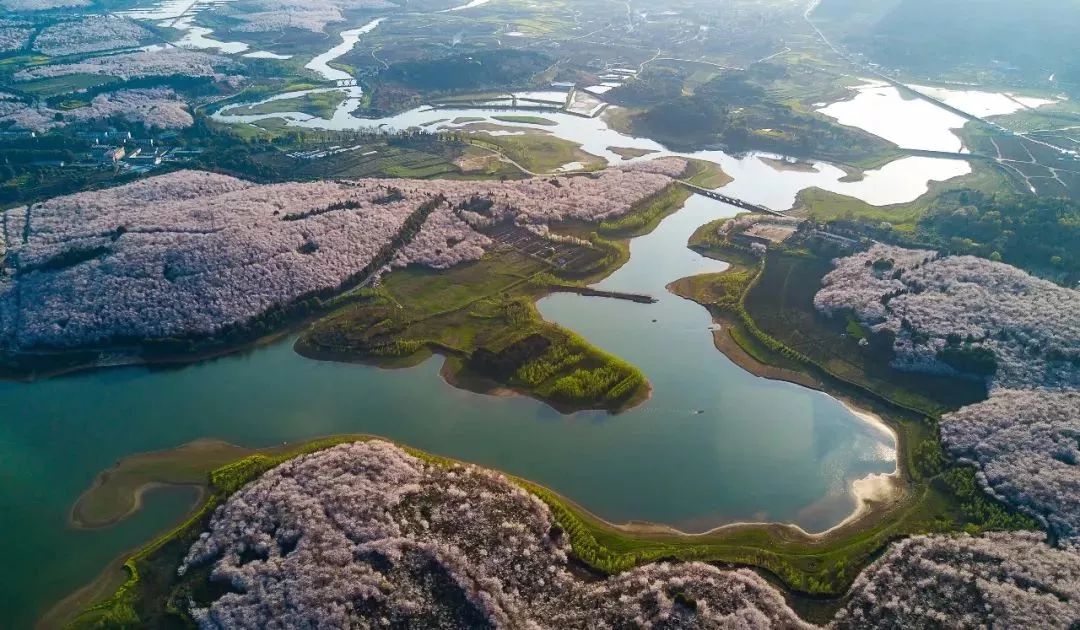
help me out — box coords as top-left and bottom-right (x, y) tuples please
(0, 197), (893, 626)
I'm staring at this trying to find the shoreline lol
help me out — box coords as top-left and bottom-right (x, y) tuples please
(45, 429), (912, 628)
(293, 336), (654, 416)
(662, 277), (910, 539)
(43, 197), (911, 625)
(70, 481), (207, 531)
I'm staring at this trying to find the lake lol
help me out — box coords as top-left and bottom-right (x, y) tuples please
(1, 194), (899, 626)
(0, 11), (992, 627)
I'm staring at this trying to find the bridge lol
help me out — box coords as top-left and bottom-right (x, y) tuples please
(677, 181), (784, 216)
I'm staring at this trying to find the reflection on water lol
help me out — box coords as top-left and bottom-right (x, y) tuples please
(818, 79), (1058, 153)
(305, 19), (385, 82)
(217, 100), (972, 207)
(1, 198), (895, 625)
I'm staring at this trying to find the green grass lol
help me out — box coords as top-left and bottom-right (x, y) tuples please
(231, 90), (349, 119)
(796, 188), (930, 232)
(467, 133), (604, 173)
(682, 157), (733, 188)
(491, 115), (557, 126)
(608, 146), (659, 160)
(597, 183), (693, 238)
(795, 160), (1011, 232)
(16, 73), (118, 97)
(297, 247), (648, 412)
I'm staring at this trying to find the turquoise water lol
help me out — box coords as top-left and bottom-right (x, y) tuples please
(0, 195), (893, 626)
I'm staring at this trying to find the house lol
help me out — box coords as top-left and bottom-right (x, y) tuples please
(805, 229), (862, 253)
(131, 138), (156, 153)
(126, 154), (162, 166)
(91, 145), (125, 163)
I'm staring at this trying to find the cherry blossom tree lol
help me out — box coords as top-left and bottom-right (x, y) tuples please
(228, 0), (396, 33)
(941, 389), (1080, 541)
(1, 0), (89, 9)
(0, 168), (675, 350)
(1, 89), (196, 132)
(32, 15), (152, 56)
(0, 19), (32, 53)
(815, 244), (1080, 389)
(182, 440), (811, 629)
(15, 49), (233, 81)
(835, 532), (1080, 629)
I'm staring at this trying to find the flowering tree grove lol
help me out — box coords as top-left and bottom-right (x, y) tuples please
(32, 15), (152, 56)
(182, 440), (811, 629)
(941, 389), (1080, 541)
(15, 49), (234, 81)
(182, 441), (1080, 628)
(814, 244), (1080, 389)
(0, 168), (674, 351)
(834, 532), (1080, 629)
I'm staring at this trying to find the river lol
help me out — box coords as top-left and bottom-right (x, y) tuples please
(1, 10), (1012, 628)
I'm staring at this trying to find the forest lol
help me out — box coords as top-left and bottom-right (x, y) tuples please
(378, 49), (553, 93)
(821, 190), (1080, 283)
(918, 190), (1080, 279)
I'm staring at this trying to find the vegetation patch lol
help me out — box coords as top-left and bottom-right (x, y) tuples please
(608, 146), (658, 160)
(610, 66), (897, 164)
(792, 157), (1011, 230)
(383, 50), (551, 91)
(682, 157), (733, 188)
(466, 132), (605, 174)
(491, 114), (557, 126)
(66, 418), (1037, 629)
(230, 90), (348, 120)
(597, 183), (692, 238)
(296, 247), (648, 413)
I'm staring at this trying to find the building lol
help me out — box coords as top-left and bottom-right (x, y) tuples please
(91, 145), (126, 163)
(126, 154), (162, 166)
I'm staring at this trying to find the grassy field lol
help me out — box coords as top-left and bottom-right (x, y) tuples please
(607, 146), (659, 159)
(230, 90), (349, 119)
(466, 132), (605, 173)
(297, 246), (648, 413)
(491, 114), (557, 126)
(244, 139), (524, 182)
(687, 222), (986, 417)
(682, 157), (734, 188)
(793, 160), (1012, 232)
(14, 73), (118, 97)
